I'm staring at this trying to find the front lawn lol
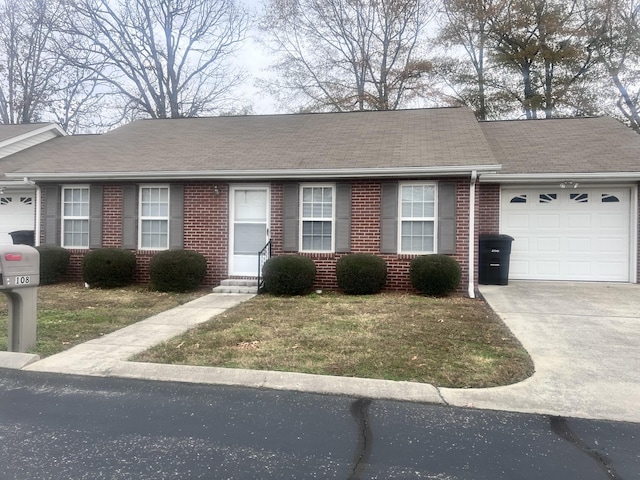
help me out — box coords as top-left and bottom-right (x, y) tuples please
(0, 283), (208, 357)
(134, 292), (534, 388)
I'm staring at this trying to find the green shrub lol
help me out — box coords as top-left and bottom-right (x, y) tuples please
(336, 254), (387, 295)
(149, 249), (207, 292)
(263, 255), (316, 296)
(82, 248), (136, 288)
(36, 245), (71, 285)
(410, 254), (462, 296)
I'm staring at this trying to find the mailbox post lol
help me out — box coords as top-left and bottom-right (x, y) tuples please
(0, 245), (40, 353)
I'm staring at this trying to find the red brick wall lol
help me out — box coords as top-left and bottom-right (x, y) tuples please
(270, 179), (473, 293)
(103, 185), (122, 247)
(51, 179), (480, 292)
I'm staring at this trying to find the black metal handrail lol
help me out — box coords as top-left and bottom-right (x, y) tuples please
(257, 240), (272, 293)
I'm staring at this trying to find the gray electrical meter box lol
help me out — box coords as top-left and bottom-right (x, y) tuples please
(0, 245), (40, 353)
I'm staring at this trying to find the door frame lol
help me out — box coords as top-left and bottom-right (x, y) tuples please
(228, 184), (271, 277)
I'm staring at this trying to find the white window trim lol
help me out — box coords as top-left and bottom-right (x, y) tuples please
(299, 183), (336, 253)
(61, 185), (90, 249)
(398, 181), (438, 254)
(138, 184), (170, 251)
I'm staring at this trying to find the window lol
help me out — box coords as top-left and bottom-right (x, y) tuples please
(539, 193), (557, 203)
(570, 193), (588, 203)
(400, 183), (436, 253)
(510, 194), (527, 204)
(62, 186), (90, 248)
(300, 185), (334, 252)
(139, 186), (169, 249)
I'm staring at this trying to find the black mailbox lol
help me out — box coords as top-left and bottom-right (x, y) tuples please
(479, 234), (514, 285)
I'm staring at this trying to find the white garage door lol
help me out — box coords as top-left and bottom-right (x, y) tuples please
(0, 190), (36, 245)
(501, 187), (632, 281)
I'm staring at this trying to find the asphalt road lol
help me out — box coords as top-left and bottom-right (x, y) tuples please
(0, 370), (638, 479)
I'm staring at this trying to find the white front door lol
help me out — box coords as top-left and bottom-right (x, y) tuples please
(229, 185), (270, 276)
(501, 187), (633, 281)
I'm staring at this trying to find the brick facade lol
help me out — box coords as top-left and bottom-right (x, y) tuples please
(41, 179), (640, 291)
(52, 179), (477, 293)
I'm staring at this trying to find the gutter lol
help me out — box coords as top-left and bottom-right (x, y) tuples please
(7, 165), (502, 183)
(479, 172), (640, 183)
(468, 171), (477, 299)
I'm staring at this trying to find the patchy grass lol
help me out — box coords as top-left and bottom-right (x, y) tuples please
(0, 283), (208, 357)
(134, 293), (534, 388)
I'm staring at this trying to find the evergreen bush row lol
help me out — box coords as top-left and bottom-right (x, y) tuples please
(262, 253), (462, 297)
(36, 246), (207, 293)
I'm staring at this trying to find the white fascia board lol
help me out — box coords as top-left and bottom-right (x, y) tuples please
(10, 164), (502, 182)
(0, 123), (66, 150)
(479, 172), (640, 183)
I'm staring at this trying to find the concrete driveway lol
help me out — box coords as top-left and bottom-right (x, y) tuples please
(440, 281), (640, 423)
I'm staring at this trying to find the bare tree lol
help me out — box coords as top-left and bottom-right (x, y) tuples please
(488, 0), (597, 119)
(583, 0), (640, 132)
(260, 0), (435, 112)
(62, 0), (249, 119)
(436, 0), (504, 120)
(0, 0), (65, 124)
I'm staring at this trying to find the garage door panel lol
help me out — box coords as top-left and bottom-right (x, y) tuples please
(536, 214), (560, 228)
(504, 214), (529, 228)
(536, 261), (561, 276)
(537, 237), (561, 253)
(567, 214), (591, 228)
(568, 237), (590, 253)
(501, 187), (631, 282)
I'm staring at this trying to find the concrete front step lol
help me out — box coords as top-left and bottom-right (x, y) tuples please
(213, 279), (259, 294)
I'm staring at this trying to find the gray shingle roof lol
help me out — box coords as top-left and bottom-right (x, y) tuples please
(8, 108), (498, 179)
(0, 123), (50, 143)
(480, 116), (640, 174)
(4, 109), (640, 181)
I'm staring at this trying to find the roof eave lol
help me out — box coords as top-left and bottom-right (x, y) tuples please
(0, 123), (66, 150)
(10, 165), (502, 182)
(479, 172), (640, 183)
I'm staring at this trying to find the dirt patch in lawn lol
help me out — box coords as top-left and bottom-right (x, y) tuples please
(134, 293), (534, 388)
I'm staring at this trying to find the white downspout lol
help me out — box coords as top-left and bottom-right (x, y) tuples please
(468, 171), (477, 298)
(23, 177), (40, 246)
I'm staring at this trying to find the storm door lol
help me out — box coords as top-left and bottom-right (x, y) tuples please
(229, 185), (270, 276)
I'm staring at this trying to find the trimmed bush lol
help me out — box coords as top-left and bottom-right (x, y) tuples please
(410, 254), (462, 296)
(149, 249), (207, 292)
(82, 248), (136, 288)
(336, 254), (387, 295)
(36, 245), (71, 285)
(262, 255), (316, 296)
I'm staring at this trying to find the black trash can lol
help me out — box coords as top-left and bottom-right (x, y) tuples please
(479, 234), (514, 285)
(9, 230), (35, 247)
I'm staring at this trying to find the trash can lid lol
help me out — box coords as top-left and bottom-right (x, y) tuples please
(479, 234), (514, 241)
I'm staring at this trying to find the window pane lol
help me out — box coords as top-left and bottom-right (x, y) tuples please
(402, 185), (435, 220)
(141, 219), (168, 249)
(63, 219), (89, 247)
(302, 220), (331, 251)
(401, 221), (434, 252)
(234, 223), (266, 254)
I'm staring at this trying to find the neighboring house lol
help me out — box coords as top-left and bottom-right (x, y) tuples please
(0, 123), (67, 245)
(3, 107), (639, 295)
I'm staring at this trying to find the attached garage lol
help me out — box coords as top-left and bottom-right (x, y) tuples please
(501, 187), (635, 282)
(0, 189), (36, 245)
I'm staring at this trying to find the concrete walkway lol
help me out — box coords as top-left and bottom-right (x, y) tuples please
(3, 282), (639, 423)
